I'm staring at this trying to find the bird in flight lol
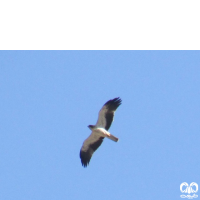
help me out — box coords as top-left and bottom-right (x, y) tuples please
(80, 97), (122, 167)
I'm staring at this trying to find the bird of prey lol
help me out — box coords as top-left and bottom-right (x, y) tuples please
(80, 97), (122, 167)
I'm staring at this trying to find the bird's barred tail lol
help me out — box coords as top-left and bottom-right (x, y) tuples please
(108, 134), (119, 142)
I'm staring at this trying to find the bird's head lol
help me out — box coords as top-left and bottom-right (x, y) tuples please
(88, 125), (95, 130)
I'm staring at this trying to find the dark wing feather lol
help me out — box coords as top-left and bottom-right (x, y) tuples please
(80, 135), (104, 167)
(96, 97), (122, 130)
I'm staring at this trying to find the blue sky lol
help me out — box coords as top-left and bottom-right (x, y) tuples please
(0, 51), (200, 200)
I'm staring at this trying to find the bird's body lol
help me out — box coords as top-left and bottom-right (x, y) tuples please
(80, 97), (122, 167)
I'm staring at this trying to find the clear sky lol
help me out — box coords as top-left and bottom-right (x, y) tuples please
(0, 51), (200, 200)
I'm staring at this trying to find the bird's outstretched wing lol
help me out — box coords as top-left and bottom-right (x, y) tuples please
(80, 131), (104, 167)
(96, 97), (122, 130)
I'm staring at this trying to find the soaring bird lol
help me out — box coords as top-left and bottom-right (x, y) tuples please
(80, 97), (122, 167)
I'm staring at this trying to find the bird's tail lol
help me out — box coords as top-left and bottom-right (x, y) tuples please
(107, 134), (119, 142)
